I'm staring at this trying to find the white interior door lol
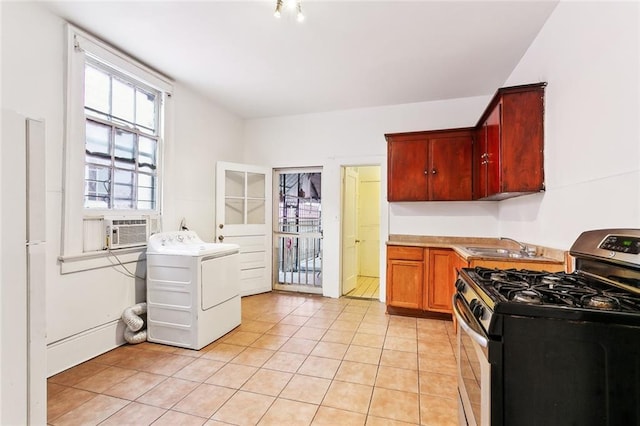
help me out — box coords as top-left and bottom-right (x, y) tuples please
(342, 167), (359, 295)
(216, 161), (272, 296)
(358, 167), (380, 277)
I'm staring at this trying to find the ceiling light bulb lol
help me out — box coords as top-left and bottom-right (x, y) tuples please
(296, 1), (304, 22)
(274, 0), (283, 18)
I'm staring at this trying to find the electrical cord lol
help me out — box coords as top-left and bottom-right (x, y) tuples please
(106, 249), (146, 280)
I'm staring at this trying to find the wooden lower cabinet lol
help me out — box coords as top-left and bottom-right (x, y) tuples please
(425, 249), (456, 313)
(387, 245), (565, 317)
(387, 246), (458, 316)
(386, 246), (425, 310)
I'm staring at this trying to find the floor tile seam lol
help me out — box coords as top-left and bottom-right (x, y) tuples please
(95, 399), (169, 425)
(57, 392), (131, 425)
(46, 389), (101, 423)
(418, 388), (458, 400)
(166, 379), (240, 419)
(366, 414), (419, 426)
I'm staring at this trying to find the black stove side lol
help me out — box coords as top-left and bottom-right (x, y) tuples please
(497, 314), (640, 426)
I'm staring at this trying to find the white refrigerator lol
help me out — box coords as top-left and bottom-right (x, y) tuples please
(1, 109), (47, 425)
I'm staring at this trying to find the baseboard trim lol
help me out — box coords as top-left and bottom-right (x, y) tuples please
(47, 320), (126, 377)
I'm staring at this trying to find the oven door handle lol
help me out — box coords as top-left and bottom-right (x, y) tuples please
(452, 294), (488, 348)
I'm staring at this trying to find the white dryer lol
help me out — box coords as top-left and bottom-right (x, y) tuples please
(146, 231), (241, 350)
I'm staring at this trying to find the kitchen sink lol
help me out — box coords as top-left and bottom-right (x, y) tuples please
(464, 246), (529, 258)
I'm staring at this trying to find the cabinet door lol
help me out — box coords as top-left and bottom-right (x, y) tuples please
(485, 103), (501, 198)
(387, 137), (429, 201)
(425, 249), (455, 313)
(500, 90), (544, 193)
(473, 125), (487, 199)
(429, 135), (472, 201)
(387, 258), (424, 309)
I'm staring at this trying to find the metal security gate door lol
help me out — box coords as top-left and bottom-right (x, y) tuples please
(273, 169), (322, 294)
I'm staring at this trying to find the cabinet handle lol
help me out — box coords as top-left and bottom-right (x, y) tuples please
(432, 169), (437, 175)
(424, 170), (428, 175)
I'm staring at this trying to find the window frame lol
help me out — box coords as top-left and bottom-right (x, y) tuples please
(63, 25), (172, 257)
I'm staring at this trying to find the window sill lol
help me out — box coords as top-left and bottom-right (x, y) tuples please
(58, 246), (147, 275)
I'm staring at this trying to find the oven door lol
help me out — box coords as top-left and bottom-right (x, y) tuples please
(453, 293), (492, 426)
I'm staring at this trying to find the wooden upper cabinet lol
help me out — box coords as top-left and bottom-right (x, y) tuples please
(387, 129), (473, 202)
(473, 83), (546, 200)
(387, 135), (429, 201)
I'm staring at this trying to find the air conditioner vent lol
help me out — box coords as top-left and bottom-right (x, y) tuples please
(105, 218), (148, 249)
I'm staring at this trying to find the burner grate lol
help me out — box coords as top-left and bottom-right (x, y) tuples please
(469, 267), (640, 313)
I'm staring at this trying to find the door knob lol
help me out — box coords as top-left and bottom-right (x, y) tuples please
(218, 224), (224, 229)
(218, 235), (224, 242)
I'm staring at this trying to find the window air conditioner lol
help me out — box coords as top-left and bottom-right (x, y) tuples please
(104, 218), (148, 249)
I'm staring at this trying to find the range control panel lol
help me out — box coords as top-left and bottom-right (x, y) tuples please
(599, 235), (640, 255)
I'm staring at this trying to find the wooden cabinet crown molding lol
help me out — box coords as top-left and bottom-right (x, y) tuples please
(475, 82), (547, 128)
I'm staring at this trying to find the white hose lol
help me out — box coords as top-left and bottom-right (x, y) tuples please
(122, 302), (147, 344)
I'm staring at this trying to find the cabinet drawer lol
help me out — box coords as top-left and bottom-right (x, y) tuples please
(387, 246), (424, 261)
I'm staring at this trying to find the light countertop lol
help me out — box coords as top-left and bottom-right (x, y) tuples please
(387, 234), (566, 265)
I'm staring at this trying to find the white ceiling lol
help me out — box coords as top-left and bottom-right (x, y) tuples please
(44, 1), (559, 119)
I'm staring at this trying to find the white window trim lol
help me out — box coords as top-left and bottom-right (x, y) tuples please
(62, 24), (172, 259)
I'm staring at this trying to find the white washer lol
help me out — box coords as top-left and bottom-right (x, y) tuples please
(146, 231), (241, 350)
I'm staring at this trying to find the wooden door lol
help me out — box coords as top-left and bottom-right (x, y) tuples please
(216, 161), (272, 296)
(386, 136), (429, 201)
(426, 249), (455, 313)
(429, 134), (473, 201)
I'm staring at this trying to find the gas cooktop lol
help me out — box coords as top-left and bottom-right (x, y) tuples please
(467, 267), (640, 314)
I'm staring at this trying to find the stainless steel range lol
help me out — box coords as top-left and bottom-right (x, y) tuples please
(453, 229), (640, 426)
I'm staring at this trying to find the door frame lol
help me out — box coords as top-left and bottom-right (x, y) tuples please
(272, 167), (323, 294)
(338, 159), (387, 302)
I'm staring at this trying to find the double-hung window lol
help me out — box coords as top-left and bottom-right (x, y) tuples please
(83, 59), (160, 210)
(63, 25), (172, 258)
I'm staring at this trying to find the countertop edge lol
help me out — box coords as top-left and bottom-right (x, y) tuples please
(386, 235), (566, 264)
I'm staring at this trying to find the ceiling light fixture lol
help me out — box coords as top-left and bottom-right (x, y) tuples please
(274, 0), (304, 22)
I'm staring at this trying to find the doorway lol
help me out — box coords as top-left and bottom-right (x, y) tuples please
(273, 168), (323, 294)
(341, 165), (381, 299)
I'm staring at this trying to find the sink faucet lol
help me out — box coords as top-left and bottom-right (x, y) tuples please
(499, 237), (528, 252)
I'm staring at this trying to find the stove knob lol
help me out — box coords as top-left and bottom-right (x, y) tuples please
(472, 302), (484, 319)
(455, 280), (466, 292)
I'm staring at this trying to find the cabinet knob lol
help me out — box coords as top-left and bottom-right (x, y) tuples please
(431, 169), (437, 175)
(424, 170), (428, 175)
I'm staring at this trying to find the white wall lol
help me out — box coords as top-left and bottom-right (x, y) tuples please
(243, 96), (493, 298)
(498, 1), (640, 249)
(1, 2), (244, 374)
(242, 1), (640, 299)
